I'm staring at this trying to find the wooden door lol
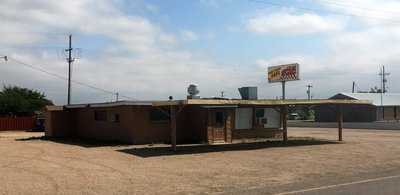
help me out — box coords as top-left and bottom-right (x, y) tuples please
(212, 110), (226, 142)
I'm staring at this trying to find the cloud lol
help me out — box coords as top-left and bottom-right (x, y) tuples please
(316, 0), (400, 26)
(180, 30), (199, 41)
(255, 23), (400, 97)
(0, 0), (250, 104)
(247, 12), (344, 35)
(2, 0), (400, 103)
(328, 26), (400, 74)
(246, 1), (400, 96)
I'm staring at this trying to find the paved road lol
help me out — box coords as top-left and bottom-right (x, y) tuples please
(288, 121), (400, 130)
(276, 175), (400, 195)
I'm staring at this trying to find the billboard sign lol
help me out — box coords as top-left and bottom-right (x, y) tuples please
(268, 63), (300, 83)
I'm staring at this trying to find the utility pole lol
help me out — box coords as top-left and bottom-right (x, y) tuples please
(66, 34), (74, 105)
(379, 65), (390, 93)
(379, 65), (390, 120)
(115, 92), (119, 102)
(306, 84), (312, 100)
(352, 81), (355, 93)
(220, 91), (225, 98)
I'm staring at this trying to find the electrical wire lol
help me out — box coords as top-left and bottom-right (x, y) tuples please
(317, 0), (399, 15)
(1, 56), (139, 101)
(249, 0), (400, 25)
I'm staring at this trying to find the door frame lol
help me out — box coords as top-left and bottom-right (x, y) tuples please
(207, 108), (233, 143)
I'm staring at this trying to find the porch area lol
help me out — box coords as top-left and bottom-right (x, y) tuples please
(153, 99), (371, 151)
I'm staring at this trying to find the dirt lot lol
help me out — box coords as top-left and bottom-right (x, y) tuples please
(1, 128), (400, 195)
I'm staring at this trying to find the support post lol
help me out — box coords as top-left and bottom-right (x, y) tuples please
(281, 105), (288, 142)
(282, 81), (286, 100)
(170, 106), (177, 151)
(252, 106), (256, 129)
(337, 105), (343, 141)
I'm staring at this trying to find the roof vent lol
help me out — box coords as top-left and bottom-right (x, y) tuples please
(238, 87), (257, 100)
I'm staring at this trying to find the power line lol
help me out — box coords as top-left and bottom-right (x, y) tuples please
(2, 56), (139, 101)
(249, 0), (400, 25)
(317, 0), (399, 15)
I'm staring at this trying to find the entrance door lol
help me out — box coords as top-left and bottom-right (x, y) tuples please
(212, 110), (226, 142)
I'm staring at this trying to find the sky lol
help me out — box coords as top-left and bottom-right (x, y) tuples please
(1, 0), (400, 104)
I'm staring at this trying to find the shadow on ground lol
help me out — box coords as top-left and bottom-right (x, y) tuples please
(15, 136), (130, 148)
(118, 138), (340, 158)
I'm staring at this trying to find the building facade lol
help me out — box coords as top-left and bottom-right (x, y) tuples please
(45, 101), (283, 144)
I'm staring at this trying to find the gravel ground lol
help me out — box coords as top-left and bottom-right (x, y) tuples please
(1, 128), (400, 195)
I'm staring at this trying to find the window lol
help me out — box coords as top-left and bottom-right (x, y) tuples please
(150, 108), (169, 123)
(215, 111), (225, 127)
(255, 108), (265, 127)
(111, 113), (120, 123)
(256, 108), (265, 118)
(255, 108), (280, 128)
(235, 108), (252, 129)
(94, 110), (107, 121)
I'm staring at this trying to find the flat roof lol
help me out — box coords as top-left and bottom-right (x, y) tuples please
(152, 99), (372, 106)
(47, 99), (371, 111)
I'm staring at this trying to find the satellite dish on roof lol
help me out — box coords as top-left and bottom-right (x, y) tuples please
(187, 84), (199, 96)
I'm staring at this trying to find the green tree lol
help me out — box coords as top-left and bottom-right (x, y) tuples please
(0, 86), (53, 116)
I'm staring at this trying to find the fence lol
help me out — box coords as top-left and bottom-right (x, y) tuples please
(0, 117), (35, 131)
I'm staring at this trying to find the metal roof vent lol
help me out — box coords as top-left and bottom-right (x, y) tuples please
(238, 87), (257, 100)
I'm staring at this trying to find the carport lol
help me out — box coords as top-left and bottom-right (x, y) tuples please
(153, 99), (371, 151)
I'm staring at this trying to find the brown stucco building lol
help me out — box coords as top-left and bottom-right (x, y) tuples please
(46, 99), (370, 147)
(46, 100), (284, 144)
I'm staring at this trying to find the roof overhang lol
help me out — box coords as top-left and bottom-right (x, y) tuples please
(63, 101), (154, 109)
(47, 99), (372, 110)
(46, 105), (64, 111)
(152, 99), (372, 107)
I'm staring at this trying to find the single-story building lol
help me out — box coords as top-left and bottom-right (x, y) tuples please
(315, 93), (400, 122)
(46, 98), (370, 150)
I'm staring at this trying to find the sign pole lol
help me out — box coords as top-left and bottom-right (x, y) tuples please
(281, 81), (287, 142)
(282, 81), (286, 100)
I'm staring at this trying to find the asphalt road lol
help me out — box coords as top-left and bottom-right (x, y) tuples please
(276, 175), (400, 195)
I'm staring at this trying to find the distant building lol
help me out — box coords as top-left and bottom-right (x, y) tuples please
(315, 93), (400, 122)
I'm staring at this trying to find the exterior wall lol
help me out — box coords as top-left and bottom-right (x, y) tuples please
(232, 128), (283, 139)
(45, 110), (75, 137)
(73, 106), (136, 143)
(45, 104), (282, 145)
(226, 109), (233, 142)
(397, 107), (400, 120)
(46, 105), (209, 144)
(180, 106), (208, 143)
